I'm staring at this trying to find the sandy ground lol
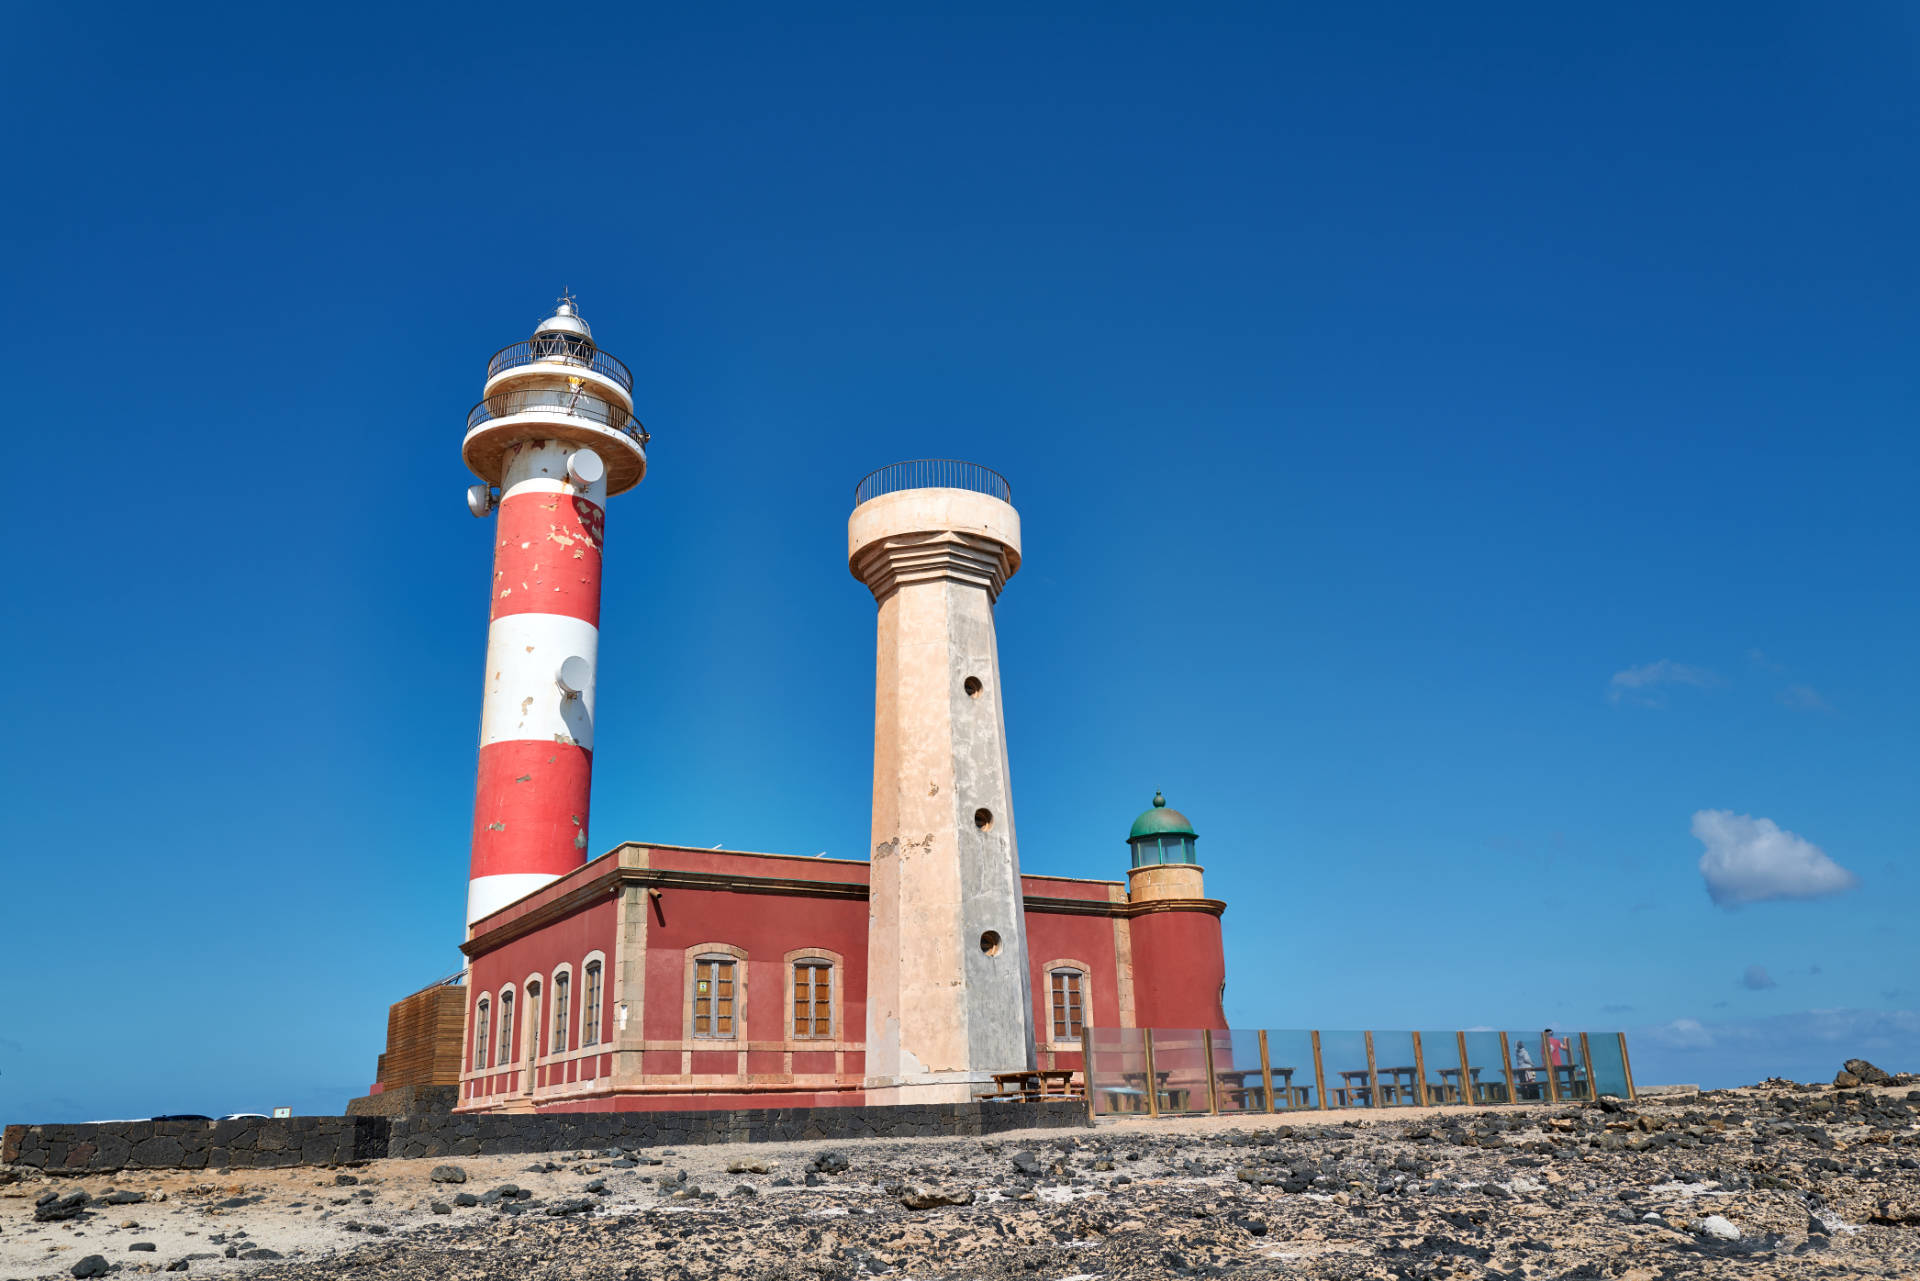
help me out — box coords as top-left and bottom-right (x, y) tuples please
(5, 1084), (1917, 1279)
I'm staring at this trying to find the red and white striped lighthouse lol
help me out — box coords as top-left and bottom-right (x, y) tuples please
(460, 296), (648, 932)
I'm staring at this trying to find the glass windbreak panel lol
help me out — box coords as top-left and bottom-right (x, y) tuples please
(1369, 1031), (1421, 1106)
(1262, 1030), (1317, 1109)
(1420, 1031), (1468, 1105)
(1086, 1026), (1150, 1116)
(1587, 1033), (1631, 1099)
(1209, 1029), (1264, 1113)
(1508, 1030), (1572, 1102)
(1461, 1031), (1511, 1103)
(1525, 1030), (1588, 1101)
(1151, 1029), (1212, 1115)
(1319, 1030), (1373, 1109)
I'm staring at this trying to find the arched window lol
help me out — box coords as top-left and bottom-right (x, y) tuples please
(497, 987), (516, 1068)
(581, 959), (604, 1047)
(792, 960), (832, 1039)
(550, 969), (571, 1055)
(522, 979), (542, 1064)
(1048, 966), (1087, 1043)
(693, 956), (737, 1038)
(474, 996), (492, 1071)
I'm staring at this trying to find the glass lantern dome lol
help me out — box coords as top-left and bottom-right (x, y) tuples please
(1127, 792), (1198, 868)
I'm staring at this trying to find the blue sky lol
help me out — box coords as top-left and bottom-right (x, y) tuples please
(2, 3), (1915, 1118)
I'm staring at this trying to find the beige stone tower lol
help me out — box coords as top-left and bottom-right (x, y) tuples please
(849, 460), (1036, 1104)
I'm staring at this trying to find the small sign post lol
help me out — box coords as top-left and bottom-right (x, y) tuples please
(271, 1106), (292, 1119)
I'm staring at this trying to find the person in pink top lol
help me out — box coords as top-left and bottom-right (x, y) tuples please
(1544, 1028), (1569, 1067)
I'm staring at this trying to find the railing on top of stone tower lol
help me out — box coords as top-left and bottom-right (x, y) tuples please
(853, 459), (1012, 509)
(486, 338), (635, 393)
(1078, 1026), (1634, 1118)
(466, 388), (651, 447)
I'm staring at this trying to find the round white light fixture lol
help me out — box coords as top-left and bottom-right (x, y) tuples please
(556, 655), (591, 698)
(567, 449), (605, 489)
(466, 484), (495, 518)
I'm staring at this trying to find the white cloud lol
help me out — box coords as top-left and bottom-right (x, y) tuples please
(1741, 964), (1776, 991)
(1632, 1007), (1920, 1086)
(1609, 660), (1718, 707)
(1642, 1008), (1920, 1053)
(1779, 684), (1833, 712)
(1647, 1017), (1716, 1050)
(1692, 810), (1859, 907)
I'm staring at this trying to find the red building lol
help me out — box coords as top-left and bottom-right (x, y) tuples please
(455, 794), (1225, 1113)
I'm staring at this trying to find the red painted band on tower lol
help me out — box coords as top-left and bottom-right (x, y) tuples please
(490, 491), (606, 625)
(470, 739), (594, 880)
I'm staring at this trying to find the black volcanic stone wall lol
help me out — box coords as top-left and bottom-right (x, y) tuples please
(344, 1085), (459, 1118)
(2, 1117), (389, 1173)
(386, 1100), (1088, 1159)
(4, 1102), (1087, 1173)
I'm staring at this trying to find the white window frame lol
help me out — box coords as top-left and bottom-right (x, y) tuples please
(581, 951), (607, 1047)
(495, 983), (516, 1069)
(549, 963), (574, 1055)
(473, 993), (493, 1071)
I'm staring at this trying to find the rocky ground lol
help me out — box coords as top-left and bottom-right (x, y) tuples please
(6, 1081), (1920, 1280)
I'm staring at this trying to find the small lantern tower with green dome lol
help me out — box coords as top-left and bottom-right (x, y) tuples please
(1125, 791), (1208, 905)
(1120, 790), (1226, 1027)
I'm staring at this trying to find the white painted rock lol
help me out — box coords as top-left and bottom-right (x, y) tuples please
(1694, 1214), (1739, 1240)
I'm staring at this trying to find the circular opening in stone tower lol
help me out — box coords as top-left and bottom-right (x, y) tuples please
(964, 676), (983, 698)
(974, 808), (993, 830)
(979, 931), (1002, 955)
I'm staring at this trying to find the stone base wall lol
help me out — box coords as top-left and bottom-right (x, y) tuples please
(345, 1085), (459, 1118)
(387, 1100), (1087, 1159)
(4, 1101), (1086, 1174)
(2, 1118), (390, 1174)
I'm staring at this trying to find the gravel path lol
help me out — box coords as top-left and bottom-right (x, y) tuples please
(6, 1083), (1918, 1279)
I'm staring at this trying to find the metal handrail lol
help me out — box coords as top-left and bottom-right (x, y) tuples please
(853, 459), (1012, 508)
(399, 970), (466, 1000)
(466, 387), (650, 447)
(486, 339), (635, 393)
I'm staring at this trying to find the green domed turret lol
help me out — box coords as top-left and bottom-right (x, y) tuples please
(1127, 792), (1198, 868)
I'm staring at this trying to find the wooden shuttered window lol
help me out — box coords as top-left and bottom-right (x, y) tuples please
(497, 991), (515, 1066)
(474, 999), (491, 1071)
(582, 961), (602, 1046)
(551, 972), (570, 1054)
(793, 962), (831, 1039)
(1050, 970), (1084, 1041)
(693, 958), (736, 1037)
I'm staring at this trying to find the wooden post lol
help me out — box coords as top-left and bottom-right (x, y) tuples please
(1364, 1031), (1381, 1109)
(1257, 1030), (1276, 1114)
(1579, 1032), (1596, 1102)
(1412, 1031), (1429, 1107)
(1143, 1029), (1160, 1118)
(1455, 1031), (1471, 1106)
(1618, 1033), (1637, 1101)
(1202, 1029), (1220, 1115)
(1541, 1030), (1561, 1103)
(1498, 1031), (1517, 1105)
(1311, 1031), (1328, 1110)
(1084, 1025), (1098, 1123)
